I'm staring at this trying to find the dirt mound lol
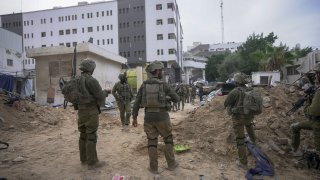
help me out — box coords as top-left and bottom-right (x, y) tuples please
(174, 84), (318, 175)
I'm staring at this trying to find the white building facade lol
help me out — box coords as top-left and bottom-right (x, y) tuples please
(1, 0), (183, 82)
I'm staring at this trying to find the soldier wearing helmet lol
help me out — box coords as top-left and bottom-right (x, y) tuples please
(77, 59), (109, 169)
(291, 63), (320, 154)
(132, 61), (180, 174)
(224, 72), (256, 168)
(112, 72), (133, 130)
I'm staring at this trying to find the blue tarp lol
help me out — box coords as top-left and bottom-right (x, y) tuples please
(0, 74), (14, 92)
(245, 139), (274, 180)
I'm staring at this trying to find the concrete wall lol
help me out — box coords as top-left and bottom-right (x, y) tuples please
(0, 28), (22, 52)
(252, 72), (280, 86)
(35, 52), (122, 105)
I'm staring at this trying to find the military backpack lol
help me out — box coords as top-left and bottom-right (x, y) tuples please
(60, 76), (83, 104)
(236, 87), (263, 116)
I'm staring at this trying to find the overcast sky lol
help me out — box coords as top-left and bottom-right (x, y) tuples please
(1, 0), (319, 50)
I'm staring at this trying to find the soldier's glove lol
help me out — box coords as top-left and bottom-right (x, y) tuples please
(132, 118), (138, 127)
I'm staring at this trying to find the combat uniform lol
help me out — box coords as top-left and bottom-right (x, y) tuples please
(77, 60), (107, 167)
(176, 84), (186, 110)
(191, 85), (197, 103)
(132, 61), (180, 173)
(291, 90), (320, 151)
(112, 74), (133, 127)
(224, 73), (256, 165)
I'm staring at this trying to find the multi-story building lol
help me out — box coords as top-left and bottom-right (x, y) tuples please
(0, 0), (183, 82)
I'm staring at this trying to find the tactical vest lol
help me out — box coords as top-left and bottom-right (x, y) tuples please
(117, 83), (132, 101)
(141, 79), (166, 112)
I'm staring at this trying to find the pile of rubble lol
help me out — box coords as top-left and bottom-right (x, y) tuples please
(0, 93), (75, 132)
(174, 84), (315, 170)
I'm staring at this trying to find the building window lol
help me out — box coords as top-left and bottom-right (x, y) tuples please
(66, 29), (71, 35)
(168, 18), (175, 24)
(110, 10), (112, 16)
(66, 43), (71, 47)
(82, 28), (85, 33)
(157, 49), (160, 55)
(157, 34), (163, 40)
(107, 25), (109, 30)
(31, 20), (33, 25)
(31, 33), (34, 38)
(107, 10), (109, 16)
(42, 45), (46, 47)
(82, 14), (84, 19)
(161, 49), (164, 55)
(167, 3), (174, 9)
(111, 24), (113, 30)
(59, 30), (64, 35)
(168, 33), (176, 39)
(96, 12), (99, 17)
(7, 59), (13, 66)
(50, 18), (53, 23)
(73, 42), (77, 47)
(156, 4), (162, 10)
(41, 32), (46, 37)
(97, 26), (99, 31)
(59, 43), (64, 46)
(50, 31), (53, 36)
(111, 39), (113, 44)
(88, 27), (93, 32)
(103, 39), (105, 45)
(286, 65), (300, 75)
(72, 29), (77, 34)
(102, 11), (104, 16)
(102, 25), (105, 31)
(156, 19), (163, 25)
(97, 40), (100, 45)
(168, 49), (176, 54)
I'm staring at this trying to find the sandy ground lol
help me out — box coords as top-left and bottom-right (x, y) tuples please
(0, 92), (319, 179)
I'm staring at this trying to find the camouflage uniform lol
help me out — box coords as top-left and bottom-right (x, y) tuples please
(198, 84), (204, 102)
(77, 59), (108, 167)
(224, 73), (255, 165)
(291, 63), (320, 152)
(191, 85), (197, 103)
(112, 74), (133, 127)
(132, 61), (180, 173)
(185, 85), (190, 103)
(176, 84), (186, 110)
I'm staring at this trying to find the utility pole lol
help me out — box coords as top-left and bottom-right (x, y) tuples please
(220, 0), (224, 44)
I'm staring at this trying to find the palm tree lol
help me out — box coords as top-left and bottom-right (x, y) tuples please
(263, 44), (294, 71)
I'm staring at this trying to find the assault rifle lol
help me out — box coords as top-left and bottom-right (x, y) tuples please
(286, 85), (319, 116)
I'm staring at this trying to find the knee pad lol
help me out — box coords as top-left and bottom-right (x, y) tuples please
(80, 133), (86, 141)
(87, 133), (97, 143)
(148, 137), (158, 148)
(164, 135), (173, 145)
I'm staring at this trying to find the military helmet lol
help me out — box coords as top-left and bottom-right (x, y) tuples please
(146, 61), (164, 73)
(233, 72), (247, 85)
(313, 63), (320, 72)
(79, 59), (96, 72)
(118, 73), (127, 80)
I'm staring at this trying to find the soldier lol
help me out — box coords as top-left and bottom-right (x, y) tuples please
(132, 61), (179, 174)
(191, 84), (197, 104)
(77, 59), (109, 169)
(185, 84), (190, 103)
(198, 83), (204, 102)
(176, 83), (186, 111)
(224, 72), (256, 167)
(291, 63), (320, 154)
(112, 73), (133, 130)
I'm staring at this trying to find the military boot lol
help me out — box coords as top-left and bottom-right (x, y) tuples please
(238, 146), (248, 165)
(165, 144), (178, 171)
(148, 147), (159, 174)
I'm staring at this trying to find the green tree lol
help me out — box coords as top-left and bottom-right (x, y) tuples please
(205, 53), (229, 81)
(218, 53), (243, 81)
